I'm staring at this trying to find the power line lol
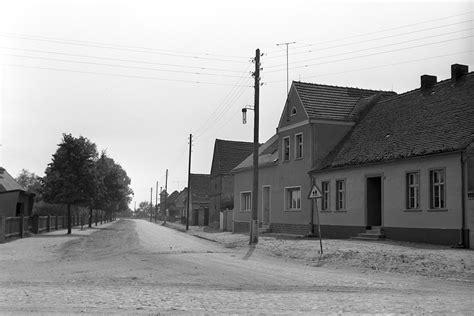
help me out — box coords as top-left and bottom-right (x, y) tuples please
(3, 63), (253, 87)
(0, 46), (246, 73)
(265, 50), (474, 84)
(0, 32), (249, 63)
(265, 34), (474, 73)
(267, 20), (473, 60)
(1, 53), (247, 78)
(265, 11), (473, 54)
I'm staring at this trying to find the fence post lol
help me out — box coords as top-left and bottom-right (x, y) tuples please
(20, 214), (25, 238)
(55, 215), (58, 230)
(32, 214), (39, 234)
(47, 215), (51, 232)
(81, 214), (84, 231)
(95, 211), (98, 226)
(0, 216), (5, 243)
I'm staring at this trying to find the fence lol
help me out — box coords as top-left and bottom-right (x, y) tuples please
(0, 214), (112, 242)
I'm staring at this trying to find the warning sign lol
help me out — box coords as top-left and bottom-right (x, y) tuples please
(308, 184), (323, 199)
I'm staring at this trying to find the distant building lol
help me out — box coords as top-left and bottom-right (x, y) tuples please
(0, 168), (35, 217)
(209, 139), (254, 228)
(189, 173), (210, 226)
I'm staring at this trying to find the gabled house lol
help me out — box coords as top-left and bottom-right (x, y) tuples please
(0, 167), (35, 217)
(209, 139), (254, 228)
(310, 64), (474, 248)
(232, 81), (394, 234)
(189, 173), (211, 226)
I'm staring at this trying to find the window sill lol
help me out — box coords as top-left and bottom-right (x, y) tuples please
(295, 157), (303, 161)
(320, 210), (332, 213)
(282, 159), (290, 163)
(284, 209), (302, 212)
(334, 210), (347, 213)
(404, 209), (422, 212)
(240, 210), (251, 213)
(427, 208), (448, 212)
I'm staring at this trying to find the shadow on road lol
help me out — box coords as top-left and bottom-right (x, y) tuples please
(242, 244), (256, 260)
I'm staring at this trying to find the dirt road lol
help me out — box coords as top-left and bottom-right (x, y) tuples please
(0, 219), (472, 314)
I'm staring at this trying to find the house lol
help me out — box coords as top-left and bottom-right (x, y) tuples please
(0, 167), (35, 217)
(232, 80), (394, 234)
(310, 64), (474, 248)
(186, 173), (211, 226)
(209, 139), (254, 228)
(175, 188), (188, 224)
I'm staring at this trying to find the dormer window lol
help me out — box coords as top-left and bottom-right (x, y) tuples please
(290, 107), (297, 116)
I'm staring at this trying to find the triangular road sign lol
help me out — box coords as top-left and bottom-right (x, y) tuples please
(308, 184), (323, 199)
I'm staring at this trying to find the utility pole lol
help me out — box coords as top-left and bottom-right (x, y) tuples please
(155, 181), (158, 222)
(276, 42), (296, 95)
(149, 187), (153, 222)
(186, 134), (192, 231)
(250, 48), (261, 245)
(164, 169), (168, 225)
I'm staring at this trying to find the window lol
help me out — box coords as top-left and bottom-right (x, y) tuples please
(283, 137), (290, 161)
(430, 169), (445, 209)
(285, 187), (301, 210)
(291, 107), (297, 116)
(406, 172), (420, 209)
(241, 192), (252, 212)
(295, 133), (303, 159)
(335, 180), (345, 210)
(321, 181), (330, 210)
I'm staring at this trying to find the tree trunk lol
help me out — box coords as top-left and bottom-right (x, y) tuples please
(89, 207), (93, 228)
(67, 203), (72, 234)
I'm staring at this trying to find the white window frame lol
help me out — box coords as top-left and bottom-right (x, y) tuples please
(282, 136), (290, 162)
(430, 169), (446, 209)
(284, 186), (301, 211)
(321, 181), (330, 211)
(335, 179), (345, 211)
(240, 191), (252, 212)
(406, 171), (420, 209)
(295, 133), (303, 159)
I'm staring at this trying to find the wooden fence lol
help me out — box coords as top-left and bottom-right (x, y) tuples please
(0, 214), (112, 242)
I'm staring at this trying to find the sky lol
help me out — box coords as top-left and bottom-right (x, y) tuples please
(0, 0), (473, 208)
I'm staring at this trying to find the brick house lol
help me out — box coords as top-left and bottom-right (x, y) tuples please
(310, 64), (474, 248)
(232, 81), (394, 234)
(0, 168), (35, 217)
(209, 139), (254, 228)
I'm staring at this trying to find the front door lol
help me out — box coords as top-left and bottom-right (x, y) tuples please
(366, 176), (382, 226)
(262, 186), (270, 225)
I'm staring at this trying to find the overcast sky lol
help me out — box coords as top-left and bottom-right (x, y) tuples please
(0, 0), (473, 208)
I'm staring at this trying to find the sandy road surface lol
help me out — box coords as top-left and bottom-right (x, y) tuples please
(0, 219), (473, 314)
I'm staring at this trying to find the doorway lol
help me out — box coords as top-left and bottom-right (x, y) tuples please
(262, 186), (271, 225)
(366, 176), (382, 226)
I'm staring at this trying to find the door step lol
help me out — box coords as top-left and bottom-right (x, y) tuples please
(351, 226), (385, 241)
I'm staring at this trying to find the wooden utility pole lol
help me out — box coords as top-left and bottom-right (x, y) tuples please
(250, 48), (261, 245)
(164, 169), (168, 225)
(155, 181), (158, 222)
(186, 134), (192, 231)
(150, 187), (153, 222)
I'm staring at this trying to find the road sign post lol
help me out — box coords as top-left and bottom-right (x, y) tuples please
(308, 184), (323, 255)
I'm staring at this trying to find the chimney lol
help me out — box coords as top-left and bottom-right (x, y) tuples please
(420, 75), (437, 90)
(451, 64), (468, 81)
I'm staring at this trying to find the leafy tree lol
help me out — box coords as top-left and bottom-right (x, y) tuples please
(42, 133), (98, 234)
(15, 169), (42, 195)
(135, 201), (152, 218)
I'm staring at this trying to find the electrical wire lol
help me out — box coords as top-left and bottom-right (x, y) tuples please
(2, 63), (252, 87)
(0, 46), (246, 73)
(0, 33), (249, 63)
(265, 35), (474, 73)
(1, 53), (247, 78)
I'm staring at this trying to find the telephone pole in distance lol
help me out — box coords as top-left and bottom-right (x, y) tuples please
(186, 134), (192, 230)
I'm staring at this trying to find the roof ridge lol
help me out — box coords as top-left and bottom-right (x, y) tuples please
(293, 80), (394, 93)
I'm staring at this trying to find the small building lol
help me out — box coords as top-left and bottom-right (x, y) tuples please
(0, 168), (35, 217)
(209, 139), (254, 229)
(189, 173), (210, 226)
(310, 64), (474, 247)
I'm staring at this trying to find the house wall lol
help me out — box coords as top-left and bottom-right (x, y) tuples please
(0, 191), (21, 217)
(313, 153), (463, 245)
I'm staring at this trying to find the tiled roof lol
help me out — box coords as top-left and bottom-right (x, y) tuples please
(211, 139), (255, 175)
(232, 135), (279, 172)
(293, 81), (395, 121)
(313, 72), (474, 171)
(190, 173), (210, 203)
(0, 168), (26, 192)
(167, 190), (180, 203)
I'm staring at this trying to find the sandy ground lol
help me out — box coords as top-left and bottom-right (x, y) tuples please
(0, 219), (473, 314)
(167, 222), (474, 282)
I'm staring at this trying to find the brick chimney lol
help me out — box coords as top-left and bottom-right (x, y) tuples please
(420, 75), (437, 90)
(451, 64), (468, 81)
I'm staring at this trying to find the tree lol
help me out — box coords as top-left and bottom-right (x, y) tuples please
(42, 133), (98, 234)
(15, 169), (42, 195)
(135, 201), (152, 218)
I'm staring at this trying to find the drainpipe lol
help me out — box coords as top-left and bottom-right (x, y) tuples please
(460, 151), (467, 248)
